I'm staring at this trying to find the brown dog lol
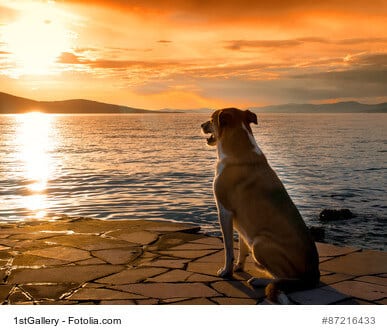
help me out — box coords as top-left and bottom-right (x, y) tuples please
(201, 108), (320, 303)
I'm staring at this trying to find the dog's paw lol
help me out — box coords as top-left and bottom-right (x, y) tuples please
(217, 267), (233, 278)
(233, 263), (244, 272)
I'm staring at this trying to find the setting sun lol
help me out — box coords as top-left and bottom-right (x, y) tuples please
(3, 2), (72, 76)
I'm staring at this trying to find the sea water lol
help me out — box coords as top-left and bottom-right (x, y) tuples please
(0, 113), (385, 250)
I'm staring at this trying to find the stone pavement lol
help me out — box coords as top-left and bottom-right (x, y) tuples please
(0, 216), (385, 305)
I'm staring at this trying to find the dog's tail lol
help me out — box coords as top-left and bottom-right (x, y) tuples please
(265, 277), (318, 304)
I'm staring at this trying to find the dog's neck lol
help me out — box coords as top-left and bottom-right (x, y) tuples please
(216, 123), (264, 173)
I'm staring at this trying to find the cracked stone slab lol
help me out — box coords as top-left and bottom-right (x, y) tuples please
(157, 249), (216, 259)
(76, 258), (107, 265)
(168, 298), (216, 305)
(45, 235), (131, 251)
(141, 258), (188, 269)
(99, 300), (136, 305)
(0, 285), (12, 303)
(91, 247), (142, 265)
(25, 246), (90, 262)
(147, 269), (193, 283)
(355, 276), (387, 286)
(8, 287), (32, 304)
(330, 280), (387, 301)
(21, 283), (79, 300)
(320, 250), (387, 275)
(7, 265), (124, 284)
(67, 288), (146, 301)
(289, 286), (349, 304)
(187, 262), (220, 276)
(117, 283), (219, 299)
(96, 267), (167, 284)
(12, 254), (71, 267)
(169, 243), (220, 251)
(191, 237), (223, 246)
(186, 273), (220, 282)
(316, 243), (361, 257)
(211, 281), (265, 299)
(320, 273), (355, 285)
(107, 230), (158, 245)
(212, 297), (258, 305)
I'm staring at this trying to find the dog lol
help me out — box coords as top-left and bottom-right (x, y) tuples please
(201, 108), (320, 303)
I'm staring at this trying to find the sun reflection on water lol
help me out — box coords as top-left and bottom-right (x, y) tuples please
(15, 111), (54, 219)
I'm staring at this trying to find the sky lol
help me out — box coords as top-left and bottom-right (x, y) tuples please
(0, 0), (386, 110)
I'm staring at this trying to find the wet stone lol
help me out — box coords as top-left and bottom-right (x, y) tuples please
(12, 254), (71, 267)
(46, 235), (131, 251)
(67, 288), (145, 301)
(91, 247), (142, 265)
(7, 265), (124, 284)
(25, 246), (90, 262)
(0, 285), (12, 303)
(21, 283), (79, 300)
(96, 267), (167, 285)
(108, 230), (158, 245)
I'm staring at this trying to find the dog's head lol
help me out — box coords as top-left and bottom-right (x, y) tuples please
(201, 108), (257, 146)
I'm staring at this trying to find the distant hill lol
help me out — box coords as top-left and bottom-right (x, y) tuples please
(252, 101), (387, 113)
(0, 92), (157, 114)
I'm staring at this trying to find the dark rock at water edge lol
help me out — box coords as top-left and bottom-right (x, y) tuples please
(319, 209), (356, 222)
(309, 226), (325, 242)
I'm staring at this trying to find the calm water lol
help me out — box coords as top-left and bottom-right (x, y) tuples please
(0, 113), (386, 250)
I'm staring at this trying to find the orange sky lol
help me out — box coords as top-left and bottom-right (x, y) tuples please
(0, 0), (386, 109)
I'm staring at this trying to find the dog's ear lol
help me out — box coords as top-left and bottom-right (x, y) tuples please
(245, 110), (257, 125)
(218, 111), (233, 127)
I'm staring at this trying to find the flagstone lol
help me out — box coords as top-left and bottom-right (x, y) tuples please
(96, 267), (167, 284)
(355, 276), (387, 286)
(211, 281), (265, 299)
(136, 298), (159, 304)
(144, 223), (200, 234)
(169, 297), (216, 305)
(99, 299), (136, 305)
(316, 243), (361, 257)
(187, 262), (220, 276)
(288, 286), (349, 304)
(330, 280), (387, 301)
(191, 237), (223, 246)
(320, 273), (355, 285)
(118, 282), (219, 299)
(67, 287), (146, 300)
(186, 273), (220, 282)
(147, 269), (193, 282)
(158, 249), (216, 259)
(0, 250), (12, 259)
(0, 285), (12, 303)
(0, 270), (6, 282)
(8, 288), (32, 304)
(91, 247), (142, 265)
(25, 246), (90, 262)
(141, 258), (188, 269)
(212, 297), (258, 305)
(12, 254), (71, 267)
(76, 258), (107, 265)
(7, 265), (124, 284)
(320, 251), (387, 275)
(46, 235), (131, 251)
(107, 230), (158, 245)
(9, 232), (62, 240)
(169, 243), (220, 250)
(21, 283), (79, 300)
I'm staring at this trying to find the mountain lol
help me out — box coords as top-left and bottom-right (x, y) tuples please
(0, 92), (157, 114)
(252, 101), (387, 113)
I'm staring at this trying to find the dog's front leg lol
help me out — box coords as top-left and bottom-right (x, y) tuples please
(216, 201), (234, 278)
(234, 235), (249, 272)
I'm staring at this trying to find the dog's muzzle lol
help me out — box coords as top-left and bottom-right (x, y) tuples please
(201, 121), (216, 145)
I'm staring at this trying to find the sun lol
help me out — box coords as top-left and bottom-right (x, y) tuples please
(3, 2), (72, 76)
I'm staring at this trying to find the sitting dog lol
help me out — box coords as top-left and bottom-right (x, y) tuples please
(201, 108), (320, 303)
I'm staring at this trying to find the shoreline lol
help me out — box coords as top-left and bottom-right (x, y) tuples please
(0, 216), (385, 305)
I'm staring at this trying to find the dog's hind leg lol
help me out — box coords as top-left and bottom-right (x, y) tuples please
(234, 234), (249, 272)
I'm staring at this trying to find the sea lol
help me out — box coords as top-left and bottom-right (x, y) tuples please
(0, 112), (386, 251)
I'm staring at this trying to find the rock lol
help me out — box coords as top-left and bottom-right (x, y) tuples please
(309, 226), (325, 242)
(319, 209), (355, 221)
